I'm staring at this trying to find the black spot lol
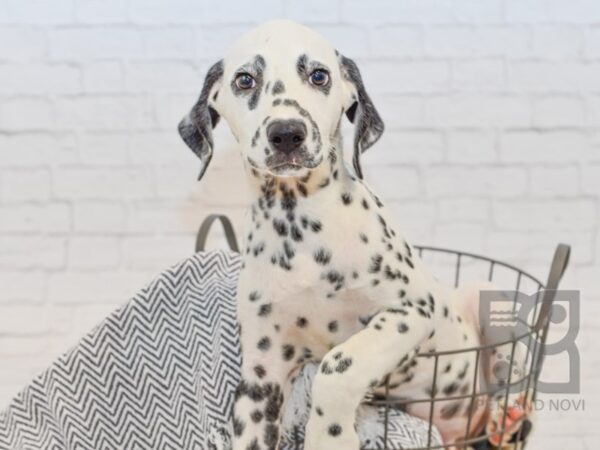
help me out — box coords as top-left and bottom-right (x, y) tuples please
(264, 423), (279, 447)
(369, 254), (383, 273)
(324, 270), (344, 289)
(425, 386), (439, 398)
(296, 182), (308, 197)
(406, 258), (414, 269)
(290, 224), (303, 242)
(279, 256), (292, 271)
(458, 362), (470, 380)
(248, 89), (261, 110)
(272, 80), (285, 95)
(311, 220), (322, 232)
(417, 307), (430, 318)
(296, 317), (308, 327)
(388, 308), (408, 315)
(328, 424), (342, 437)
(316, 407), (323, 416)
(443, 382), (459, 396)
(296, 54), (308, 76)
(254, 365), (266, 379)
(257, 336), (271, 351)
(341, 192), (352, 205)
(335, 357), (353, 373)
(441, 401), (462, 420)
(252, 242), (265, 257)
(282, 344), (295, 361)
(397, 322), (409, 333)
(246, 438), (260, 450)
(264, 383), (283, 422)
(360, 233), (369, 243)
(443, 306), (449, 318)
(361, 198), (369, 209)
(384, 265), (402, 280)
(251, 409), (264, 423)
(321, 361), (333, 374)
(283, 240), (295, 260)
(258, 303), (272, 317)
(249, 291), (261, 302)
(247, 383), (267, 402)
(319, 177), (330, 188)
(328, 321), (338, 332)
(280, 188), (296, 211)
(233, 416), (245, 436)
(444, 363), (452, 373)
(251, 128), (260, 147)
(404, 242), (413, 258)
(374, 324), (382, 330)
(398, 289), (406, 298)
(314, 248), (332, 265)
(273, 219), (288, 236)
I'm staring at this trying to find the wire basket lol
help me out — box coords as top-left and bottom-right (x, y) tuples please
(362, 244), (570, 450)
(197, 215), (571, 450)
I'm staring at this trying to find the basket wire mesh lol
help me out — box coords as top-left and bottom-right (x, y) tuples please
(359, 245), (569, 450)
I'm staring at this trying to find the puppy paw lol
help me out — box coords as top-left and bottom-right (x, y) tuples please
(304, 415), (360, 450)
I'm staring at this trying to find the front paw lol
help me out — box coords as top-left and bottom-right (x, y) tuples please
(304, 416), (360, 450)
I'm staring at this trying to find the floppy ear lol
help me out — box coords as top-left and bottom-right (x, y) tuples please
(339, 55), (385, 179)
(178, 60), (224, 180)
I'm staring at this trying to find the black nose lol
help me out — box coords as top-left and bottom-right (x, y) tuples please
(267, 120), (306, 154)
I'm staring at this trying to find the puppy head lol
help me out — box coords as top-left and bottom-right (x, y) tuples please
(179, 20), (384, 180)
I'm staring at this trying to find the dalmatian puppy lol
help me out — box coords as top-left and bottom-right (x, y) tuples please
(179, 20), (502, 450)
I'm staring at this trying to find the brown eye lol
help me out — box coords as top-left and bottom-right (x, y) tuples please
(309, 69), (329, 86)
(235, 73), (256, 90)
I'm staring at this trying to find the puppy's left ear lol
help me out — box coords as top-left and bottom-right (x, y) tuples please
(178, 60), (223, 181)
(339, 54), (384, 179)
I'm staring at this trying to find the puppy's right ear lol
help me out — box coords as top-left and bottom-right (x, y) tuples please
(178, 60), (224, 180)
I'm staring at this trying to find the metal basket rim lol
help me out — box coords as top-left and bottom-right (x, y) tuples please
(413, 245), (545, 288)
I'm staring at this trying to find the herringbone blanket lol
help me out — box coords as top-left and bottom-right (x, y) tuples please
(0, 250), (441, 450)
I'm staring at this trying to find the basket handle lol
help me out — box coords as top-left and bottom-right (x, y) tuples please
(195, 214), (240, 253)
(534, 243), (571, 332)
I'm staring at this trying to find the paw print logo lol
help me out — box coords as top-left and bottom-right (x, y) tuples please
(491, 352), (524, 390)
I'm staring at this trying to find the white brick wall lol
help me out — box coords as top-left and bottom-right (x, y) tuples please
(0, 1), (598, 447)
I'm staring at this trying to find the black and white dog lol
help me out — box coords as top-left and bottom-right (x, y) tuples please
(179, 20), (523, 450)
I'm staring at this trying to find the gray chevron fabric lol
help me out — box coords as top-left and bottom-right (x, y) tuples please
(0, 250), (441, 450)
(0, 250), (243, 450)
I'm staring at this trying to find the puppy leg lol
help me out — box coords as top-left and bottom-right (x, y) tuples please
(232, 327), (298, 450)
(304, 307), (434, 450)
